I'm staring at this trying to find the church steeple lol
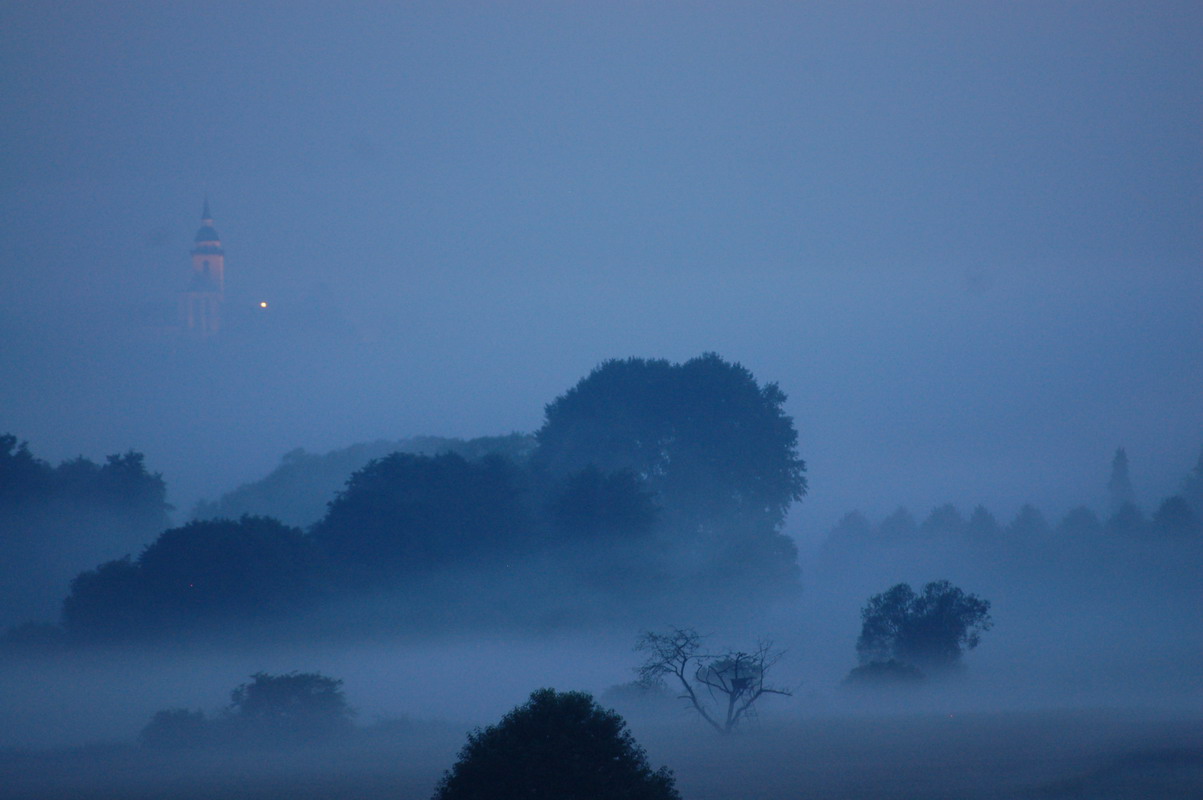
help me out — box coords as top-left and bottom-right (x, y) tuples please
(180, 199), (226, 336)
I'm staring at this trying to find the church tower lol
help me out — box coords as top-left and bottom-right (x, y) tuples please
(180, 199), (225, 336)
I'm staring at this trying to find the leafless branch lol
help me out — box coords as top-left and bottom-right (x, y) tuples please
(635, 629), (791, 734)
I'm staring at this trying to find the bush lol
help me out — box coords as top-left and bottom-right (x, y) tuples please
(228, 671), (354, 744)
(61, 516), (315, 640)
(434, 688), (680, 800)
(844, 659), (926, 687)
(139, 671), (353, 750)
(856, 580), (992, 673)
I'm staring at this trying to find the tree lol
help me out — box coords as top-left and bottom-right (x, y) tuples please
(549, 466), (658, 541)
(433, 688), (679, 800)
(919, 504), (965, 538)
(1106, 501), (1146, 538)
(1181, 447), (1203, 515)
(61, 516), (316, 639)
(60, 556), (145, 639)
(191, 433), (536, 528)
(1006, 504), (1049, 541)
(0, 434), (51, 503)
(1108, 447), (1135, 514)
(312, 452), (528, 581)
(844, 659), (926, 687)
(877, 507), (918, 540)
(820, 511), (873, 555)
(1056, 506), (1102, 538)
(137, 516), (315, 625)
(1, 436), (170, 628)
(139, 671), (353, 750)
(1151, 495), (1200, 537)
(965, 505), (1001, 540)
(228, 671), (354, 744)
(855, 581), (992, 674)
(635, 627), (790, 734)
(532, 354), (805, 585)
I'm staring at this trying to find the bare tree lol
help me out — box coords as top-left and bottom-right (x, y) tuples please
(635, 627), (790, 734)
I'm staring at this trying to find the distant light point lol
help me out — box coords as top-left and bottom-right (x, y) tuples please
(259, 301), (268, 309)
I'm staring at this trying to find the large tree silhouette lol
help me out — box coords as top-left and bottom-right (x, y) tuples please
(533, 354), (805, 586)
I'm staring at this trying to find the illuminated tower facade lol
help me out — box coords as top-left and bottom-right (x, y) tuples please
(180, 199), (225, 336)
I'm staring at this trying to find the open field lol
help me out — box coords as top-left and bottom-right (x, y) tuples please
(4, 708), (1200, 800)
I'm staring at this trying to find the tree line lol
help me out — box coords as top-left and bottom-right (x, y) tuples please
(3, 353), (807, 645)
(0, 436), (171, 628)
(823, 446), (1203, 558)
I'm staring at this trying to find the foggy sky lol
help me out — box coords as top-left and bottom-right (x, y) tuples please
(2, 1), (1200, 541)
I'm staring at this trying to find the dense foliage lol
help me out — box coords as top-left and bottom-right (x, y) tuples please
(855, 581), (992, 674)
(14, 353), (808, 643)
(10, 359), (1199, 650)
(0, 435), (171, 627)
(191, 434), (535, 528)
(139, 671), (353, 749)
(434, 689), (680, 800)
(61, 516), (314, 640)
(312, 452), (530, 580)
(534, 354), (806, 589)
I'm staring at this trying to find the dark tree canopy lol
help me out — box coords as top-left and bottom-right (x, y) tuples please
(534, 354), (805, 534)
(919, 504), (965, 537)
(1106, 501), (1146, 538)
(1, 435), (171, 626)
(822, 511), (873, 553)
(139, 671), (353, 749)
(856, 580), (992, 673)
(1151, 495), (1200, 537)
(965, 505), (1001, 540)
(0, 438), (169, 526)
(1057, 506), (1103, 537)
(1006, 504), (1050, 540)
(228, 671), (353, 744)
(192, 433), (535, 528)
(434, 688), (679, 800)
(61, 516), (314, 638)
(532, 354), (805, 590)
(312, 452), (528, 579)
(549, 466), (658, 541)
(0, 434), (52, 502)
(877, 507), (918, 540)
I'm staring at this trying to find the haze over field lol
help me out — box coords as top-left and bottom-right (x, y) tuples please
(1, 3), (1201, 799)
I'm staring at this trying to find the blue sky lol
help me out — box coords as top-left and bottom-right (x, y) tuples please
(1, 1), (1200, 539)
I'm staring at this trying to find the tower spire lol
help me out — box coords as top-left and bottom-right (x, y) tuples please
(181, 198), (225, 336)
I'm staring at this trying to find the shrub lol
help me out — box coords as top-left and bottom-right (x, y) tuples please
(434, 688), (679, 800)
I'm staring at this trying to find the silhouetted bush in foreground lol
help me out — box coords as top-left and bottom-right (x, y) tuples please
(434, 688), (680, 800)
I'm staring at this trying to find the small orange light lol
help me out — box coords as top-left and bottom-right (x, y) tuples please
(259, 301), (268, 309)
